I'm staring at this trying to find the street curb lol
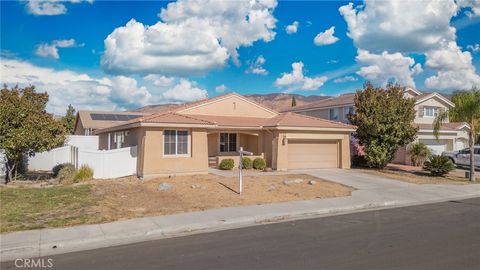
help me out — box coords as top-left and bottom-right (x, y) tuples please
(1, 193), (479, 262)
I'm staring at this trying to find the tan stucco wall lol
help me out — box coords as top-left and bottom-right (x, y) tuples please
(98, 128), (142, 150)
(271, 130), (352, 170)
(415, 97), (451, 124)
(178, 95), (277, 118)
(301, 107), (351, 124)
(140, 128), (208, 177)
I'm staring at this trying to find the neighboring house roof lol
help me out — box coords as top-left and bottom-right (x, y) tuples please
(283, 88), (454, 112)
(94, 92), (355, 134)
(75, 110), (150, 130)
(416, 122), (470, 131)
(284, 93), (356, 112)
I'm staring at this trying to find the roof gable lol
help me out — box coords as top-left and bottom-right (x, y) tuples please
(414, 92), (454, 108)
(175, 93), (279, 118)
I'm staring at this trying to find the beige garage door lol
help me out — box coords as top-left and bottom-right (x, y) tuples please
(288, 140), (339, 169)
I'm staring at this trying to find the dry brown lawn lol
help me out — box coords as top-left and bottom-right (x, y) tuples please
(1, 174), (353, 233)
(92, 174), (354, 221)
(358, 169), (474, 185)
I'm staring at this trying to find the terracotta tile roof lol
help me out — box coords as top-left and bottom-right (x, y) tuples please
(142, 112), (215, 125)
(264, 112), (356, 129)
(184, 115), (269, 127)
(416, 122), (469, 131)
(283, 93), (355, 112)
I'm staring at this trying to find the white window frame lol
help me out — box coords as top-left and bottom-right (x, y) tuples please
(423, 106), (439, 118)
(219, 133), (238, 153)
(329, 108), (340, 121)
(163, 129), (190, 157)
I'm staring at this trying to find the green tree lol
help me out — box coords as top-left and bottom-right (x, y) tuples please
(348, 83), (418, 168)
(409, 142), (431, 167)
(0, 85), (65, 183)
(291, 96), (297, 107)
(62, 104), (76, 134)
(434, 88), (480, 182)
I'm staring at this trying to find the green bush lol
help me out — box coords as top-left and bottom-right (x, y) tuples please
(253, 158), (266, 170)
(74, 165), (94, 182)
(423, 155), (455, 177)
(219, 159), (235, 170)
(242, 157), (252, 169)
(409, 143), (431, 167)
(58, 165), (77, 184)
(363, 140), (397, 168)
(52, 163), (74, 178)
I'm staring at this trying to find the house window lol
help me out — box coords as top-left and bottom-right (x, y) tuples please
(343, 106), (354, 119)
(164, 130), (189, 156)
(220, 133), (237, 152)
(329, 108), (340, 121)
(423, 107), (439, 117)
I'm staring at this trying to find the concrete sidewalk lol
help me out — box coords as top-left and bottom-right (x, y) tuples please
(2, 169), (480, 262)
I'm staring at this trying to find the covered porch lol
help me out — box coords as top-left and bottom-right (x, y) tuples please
(207, 130), (265, 168)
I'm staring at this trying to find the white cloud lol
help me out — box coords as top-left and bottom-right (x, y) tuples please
(102, 0), (277, 76)
(285, 21), (299, 34)
(0, 58), (207, 114)
(246, 55), (268, 75)
(275, 62), (327, 91)
(25, 0), (93, 16)
(339, 0), (480, 90)
(333, 75), (358, 83)
(467, 43), (480, 53)
(162, 79), (208, 102)
(356, 50), (422, 87)
(35, 39), (80, 59)
(314, 26), (339, 46)
(215, 84), (228, 93)
(424, 41), (480, 90)
(456, 0), (480, 17)
(143, 74), (174, 87)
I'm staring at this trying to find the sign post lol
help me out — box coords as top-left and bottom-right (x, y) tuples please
(238, 147), (253, 194)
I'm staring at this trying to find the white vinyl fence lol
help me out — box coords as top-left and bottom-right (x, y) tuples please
(27, 145), (137, 179)
(65, 135), (99, 150)
(28, 146), (74, 171)
(75, 146), (137, 179)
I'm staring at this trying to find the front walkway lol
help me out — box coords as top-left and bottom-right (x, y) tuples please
(2, 169), (480, 262)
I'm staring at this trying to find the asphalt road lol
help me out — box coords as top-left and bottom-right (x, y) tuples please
(3, 198), (480, 270)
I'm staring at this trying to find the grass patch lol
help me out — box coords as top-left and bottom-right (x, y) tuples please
(358, 168), (473, 185)
(0, 185), (100, 233)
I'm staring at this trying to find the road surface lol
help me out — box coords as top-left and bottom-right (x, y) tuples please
(3, 198), (480, 270)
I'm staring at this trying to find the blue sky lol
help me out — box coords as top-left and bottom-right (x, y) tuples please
(1, 0), (480, 114)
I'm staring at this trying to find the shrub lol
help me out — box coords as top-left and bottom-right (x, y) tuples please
(253, 158), (266, 170)
(74, 165), (94, 182)
(242, 157), (252, 169)
(351, 155), (367, 167)
(423, 155), (455, 177)
(52, 163), (74, 178)
(409, 143), (431, 167)
(219, 159), (235, 170)
(58, 165), (76, 184)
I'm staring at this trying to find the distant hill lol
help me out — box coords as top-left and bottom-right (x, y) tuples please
(245, 93), (330, 112)
(134, 93), (330, 113)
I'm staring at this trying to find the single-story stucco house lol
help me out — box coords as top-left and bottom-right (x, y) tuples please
(93, 92), (356, 178)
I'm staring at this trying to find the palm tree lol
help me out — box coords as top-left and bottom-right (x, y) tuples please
(434, 88), (480, 182)
(409, 142), (431, 167)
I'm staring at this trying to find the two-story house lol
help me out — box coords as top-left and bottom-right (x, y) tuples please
(284, 88), (470, 165)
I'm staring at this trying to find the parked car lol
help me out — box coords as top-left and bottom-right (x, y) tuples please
(442, 146), (480, 168)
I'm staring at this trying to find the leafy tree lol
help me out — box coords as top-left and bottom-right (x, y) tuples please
(348, 83), (418, 168)
(434, 88), (480, 182)
(0, 85), (65, 183)
(62, 104), (76, 134)
(291, 96), (297, 107)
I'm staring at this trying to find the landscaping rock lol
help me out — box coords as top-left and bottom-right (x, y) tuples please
(157, 182), (173, 191)
(283, 179), (304, 186)
(308, 180), (317, 185)
(267, 185), (277, 192)
(191, 184), (206, 189)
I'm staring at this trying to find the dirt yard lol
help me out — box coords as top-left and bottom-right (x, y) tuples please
(92, 174), (354, 221)
(1, 174), (353, 232)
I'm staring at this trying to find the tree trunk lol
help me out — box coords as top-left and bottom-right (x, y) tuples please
(469, 124), (476, 182)
(5, 161), (16, 184)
